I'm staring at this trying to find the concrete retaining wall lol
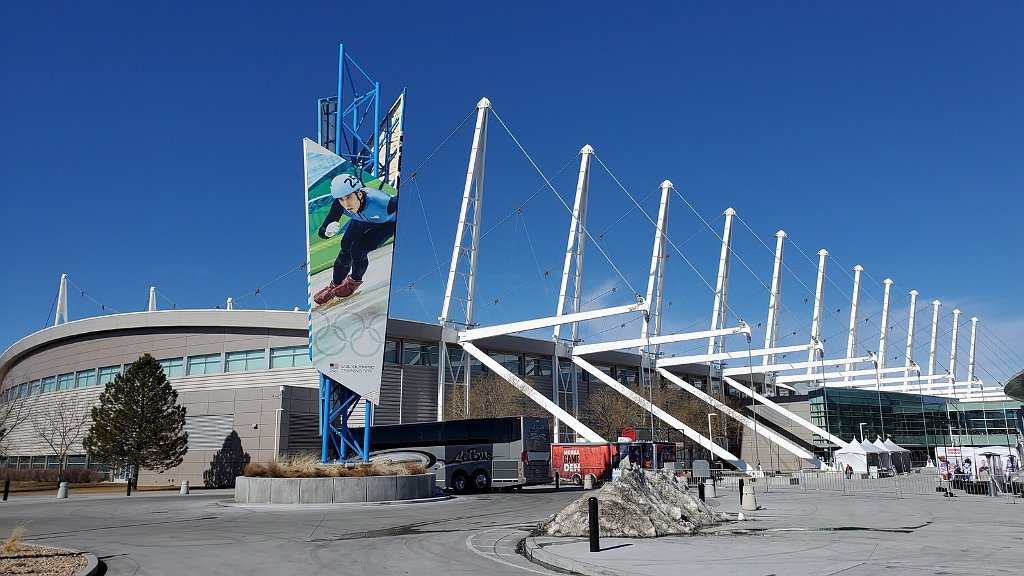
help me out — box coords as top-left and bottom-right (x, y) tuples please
(234, 474), (436, 504)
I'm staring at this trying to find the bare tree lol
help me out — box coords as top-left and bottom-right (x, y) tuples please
(444, 373), (550, 420)
(0, 395), (28, 459)
(32, 392), (89, 477)
(578, 384), (649, 440)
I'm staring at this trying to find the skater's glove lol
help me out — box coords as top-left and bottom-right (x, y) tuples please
(324, 222), (341, 238)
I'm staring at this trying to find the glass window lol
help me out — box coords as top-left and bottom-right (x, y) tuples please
(41, 376), (56, 393)
(617, 368), (639, 387)
(225, 349), (266, 372)
(158, 357), (184, 378)
(403, 344), (421, 366)
(76, 369), (96, 388)
(489, 352), (522, 374)
(97, 366), (121, 385)
(526, 356), (552, 377)
(401, 342), (440, 366)
(30, 380), (42, 395)
(383, 340), (400, 364)
(66, 455), (87, 470)
(186, 354), (221, 376)
(30, 456), (45, 469)
(270, 346), (311, 369)
(420, 344), (438, 366)
(57, 373), (74, 391)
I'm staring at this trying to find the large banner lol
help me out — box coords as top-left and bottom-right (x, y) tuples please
(935, 445), (1020, 479)
(304, 138), (400, 405)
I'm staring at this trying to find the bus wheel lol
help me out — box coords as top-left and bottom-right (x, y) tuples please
(471, 469), (491, 492)
(451, 472), (470, 494)
(571, 474), (582, 486)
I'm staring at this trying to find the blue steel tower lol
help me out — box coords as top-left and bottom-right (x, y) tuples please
(314, 44), (394, 463)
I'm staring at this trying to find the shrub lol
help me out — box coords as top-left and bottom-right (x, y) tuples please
(0, 468), (104, 483)
(3, 525), (25, 553)
(242, 454), (428, 478)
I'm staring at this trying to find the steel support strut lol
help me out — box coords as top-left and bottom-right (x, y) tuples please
(320, 374), (370, 462)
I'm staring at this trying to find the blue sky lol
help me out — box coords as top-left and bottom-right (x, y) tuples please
(1, 2), (1022, 386)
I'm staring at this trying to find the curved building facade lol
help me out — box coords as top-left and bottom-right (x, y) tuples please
(1, 309), (691, 486)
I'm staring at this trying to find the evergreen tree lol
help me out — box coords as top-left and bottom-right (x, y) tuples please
(83, 353), (188, 481)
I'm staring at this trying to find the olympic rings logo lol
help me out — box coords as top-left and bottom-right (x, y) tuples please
(311, 308), (385, 359)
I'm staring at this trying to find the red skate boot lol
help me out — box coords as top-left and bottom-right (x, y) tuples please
(332, 276), (363, 298)
(313, 282), (339, 305)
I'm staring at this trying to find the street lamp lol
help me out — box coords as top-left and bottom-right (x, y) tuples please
(859, 422), (867, 443)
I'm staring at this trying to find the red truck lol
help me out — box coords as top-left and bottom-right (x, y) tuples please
(552, 441), (677, 485)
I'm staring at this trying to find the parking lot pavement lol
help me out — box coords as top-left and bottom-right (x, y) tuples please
(0, 486), (578, 575)
(526, 486), (1024, 576)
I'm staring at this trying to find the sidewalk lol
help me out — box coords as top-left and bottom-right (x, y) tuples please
(525, 484), (1023, 576)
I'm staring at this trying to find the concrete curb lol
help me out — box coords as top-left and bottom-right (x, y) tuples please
(32, 546), (101, 576)
(217, 493), (453, 509)
(77, 552), (101, 576)
(523, 537), (628, 576)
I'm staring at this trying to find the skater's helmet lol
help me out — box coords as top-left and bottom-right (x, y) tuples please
(330, 174), (365, 199)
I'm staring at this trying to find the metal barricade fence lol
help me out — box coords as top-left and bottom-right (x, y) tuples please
(713, 468), (952, 498)
(662, 466), (1022, 502)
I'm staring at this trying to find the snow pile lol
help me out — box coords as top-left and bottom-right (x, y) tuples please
(540, 466), (726, 538)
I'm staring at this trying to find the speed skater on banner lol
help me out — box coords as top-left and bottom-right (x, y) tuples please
(313, 173), (397, 304)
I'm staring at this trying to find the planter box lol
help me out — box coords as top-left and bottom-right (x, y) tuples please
(234, 473), (435, 504)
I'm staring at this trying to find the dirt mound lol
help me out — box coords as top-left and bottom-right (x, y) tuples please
(540, 466), (726, 538)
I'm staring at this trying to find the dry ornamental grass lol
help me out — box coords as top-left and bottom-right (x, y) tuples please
(244, 453), (427, 478)
(1, 527), (87, 576)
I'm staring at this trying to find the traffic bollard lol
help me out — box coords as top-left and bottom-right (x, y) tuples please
(738, 478), (744, 505)
(698, 482), (705, 502)
(588, 497), (600, 552)
(57, 482), (68, 499)
(180, 480), (190, 495)
(3, 479), (9, 502)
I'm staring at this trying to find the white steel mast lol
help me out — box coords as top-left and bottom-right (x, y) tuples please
(707, 208), (736, 355)
(903, 290), (919, 379)
(550, 145), (593, 440)
(806, 249), (828, 374)
(845, 265), (863, 380)
(877, 279), (894, 370)
(762, 231), (786, 365)
(437, 98), (491, 420)
(928, 300), (941, 377)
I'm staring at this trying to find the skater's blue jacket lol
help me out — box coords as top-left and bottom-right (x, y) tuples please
(318, 189), (398, 239)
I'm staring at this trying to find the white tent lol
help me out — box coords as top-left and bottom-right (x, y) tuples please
(861, 439), (890, 473)
(881, 438), (913, 473)
(835, 437), (875, 473)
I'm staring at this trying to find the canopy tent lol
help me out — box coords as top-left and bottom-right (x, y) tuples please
(861, 439), (891, 472)
(881, 438), (913, 473)
(835, 437), (880, 473)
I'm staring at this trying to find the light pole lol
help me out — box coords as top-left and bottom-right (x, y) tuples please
(707, 413), (717, 460)
(859, 422), (867, 443)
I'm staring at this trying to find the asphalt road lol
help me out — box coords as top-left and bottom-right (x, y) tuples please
(0, 487), (584, 575)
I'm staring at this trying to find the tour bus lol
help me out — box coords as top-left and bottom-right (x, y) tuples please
(348, 416), (552, 493)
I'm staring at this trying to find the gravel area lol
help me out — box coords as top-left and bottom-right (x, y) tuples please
(0, 544), (88, 576)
